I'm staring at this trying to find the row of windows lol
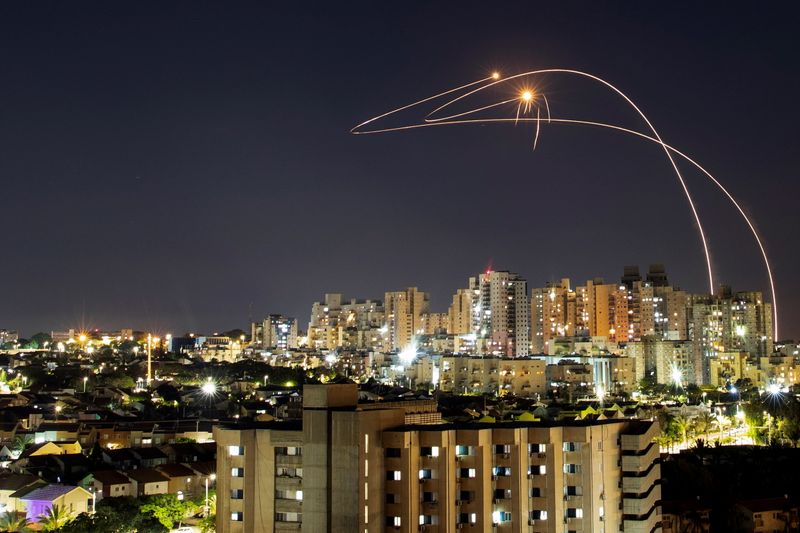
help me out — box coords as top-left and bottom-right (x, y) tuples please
(385, 442), (579, 458)
(386, 486), (576, 504)
(386, 508), (578, 527)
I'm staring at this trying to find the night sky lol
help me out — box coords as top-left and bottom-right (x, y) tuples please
(2, 2), (799, 339)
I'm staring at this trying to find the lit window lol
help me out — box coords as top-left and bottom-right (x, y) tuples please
(231, 512), (243, 521)
(530, 510), (547, 521)
(231, 468), (244, 477)
(228, 445), (244, 456)
(528, 465), (545, 475)
(386, 470), (401, 481)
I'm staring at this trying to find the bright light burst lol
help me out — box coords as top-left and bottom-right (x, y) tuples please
(398, 341), (418, 366)
(351, 68), (779, 341)
(201, 380), (217, 395)
(671, 366), (683, 387)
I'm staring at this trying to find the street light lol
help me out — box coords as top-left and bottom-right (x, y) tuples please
(201, 380), (217, 395)
(205, 473), (216, 517)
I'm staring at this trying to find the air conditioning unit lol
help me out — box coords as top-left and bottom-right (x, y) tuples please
(538, 453), (546, 458)
(502, 453), (510, 459)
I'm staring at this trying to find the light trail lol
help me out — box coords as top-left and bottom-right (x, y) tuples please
(357, 68), (715, 296)
(351, 72), (779, 340)
(349, 75), (496, 134)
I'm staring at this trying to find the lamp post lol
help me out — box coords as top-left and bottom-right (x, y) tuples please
(205, 473), (216, 517)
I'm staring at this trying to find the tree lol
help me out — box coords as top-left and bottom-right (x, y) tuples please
(693, 411), (715, 442)
(199, 494), (216, 533)
(99, 371), (136, 389)
(672, 414), (692, 449)
(38, 505), (73, 531)
(30, 333), (52, 349)
(10, 434), (33, 457)
(58, 498), (167, 533)
(140, 494), (196, 529)
(0, 511), (30, 532)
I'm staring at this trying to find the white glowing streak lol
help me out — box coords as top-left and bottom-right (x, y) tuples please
(420, 69), (715, 295)
(350, 76), (494, 134)
(533, 106), (541, 150)
(514, 101), (521, 126)
(542, 94), (552, 123)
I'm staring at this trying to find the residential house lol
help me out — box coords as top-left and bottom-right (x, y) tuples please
(125, 468), (169, 497)
(0, 473), (45, 513)
(83, 470), (134, 500)
(19, 484), (91, 522)
(156, 464), (198, 497)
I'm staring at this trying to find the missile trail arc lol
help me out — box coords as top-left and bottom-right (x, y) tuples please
(419, 69), (715, 297)
(349, 76), (492, 134)
(351, 72), (779, 340)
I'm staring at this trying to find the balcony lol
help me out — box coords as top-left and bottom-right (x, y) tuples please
(276, 476), (303, 489)
(275, 522), (302, 532)
(277, 454), (303, 467)
(623, 484), (660, 516)
(276, 498), (303, 514)
(622, 464), (660, 494)
(620, 424), (660, 452)
(621, 444), (659, 474)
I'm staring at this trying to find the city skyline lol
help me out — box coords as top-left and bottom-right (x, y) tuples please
(1, 3), (798, 338)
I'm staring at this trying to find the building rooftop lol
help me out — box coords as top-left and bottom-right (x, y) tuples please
(90, 470), (131, 485)
(124, 468), (169, 484)
(0, 473), (44, 491)
(19, 484), (80, 502)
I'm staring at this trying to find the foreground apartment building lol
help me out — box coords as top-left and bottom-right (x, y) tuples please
(215, 384), (661, 533)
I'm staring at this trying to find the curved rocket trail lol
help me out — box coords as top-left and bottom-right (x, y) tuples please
(351, 71), (779, 341)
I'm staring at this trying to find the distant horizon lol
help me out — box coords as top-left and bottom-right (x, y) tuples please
(6, 261), (777, 339)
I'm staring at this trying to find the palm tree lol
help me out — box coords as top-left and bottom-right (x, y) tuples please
(37, 505), (73, 531)
(694, 411), (715, 441)
(0, 511), (30, 532)
(673, 414), (691, 450)
(9, 434), (33, 458)
(713, 414), (730, 443)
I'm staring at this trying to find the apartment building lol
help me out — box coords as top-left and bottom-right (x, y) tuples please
(438, 356), (547, 397)
(215, 384), (660, 533)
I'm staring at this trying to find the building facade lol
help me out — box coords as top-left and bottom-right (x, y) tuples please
(215, 384), (661, 533)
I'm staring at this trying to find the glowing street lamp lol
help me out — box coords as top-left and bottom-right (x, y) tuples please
(202, 380), (217, 395)
(83, 376), (88, 393)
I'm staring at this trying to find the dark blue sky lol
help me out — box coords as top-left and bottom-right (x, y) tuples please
(1, 2), (798, 338)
